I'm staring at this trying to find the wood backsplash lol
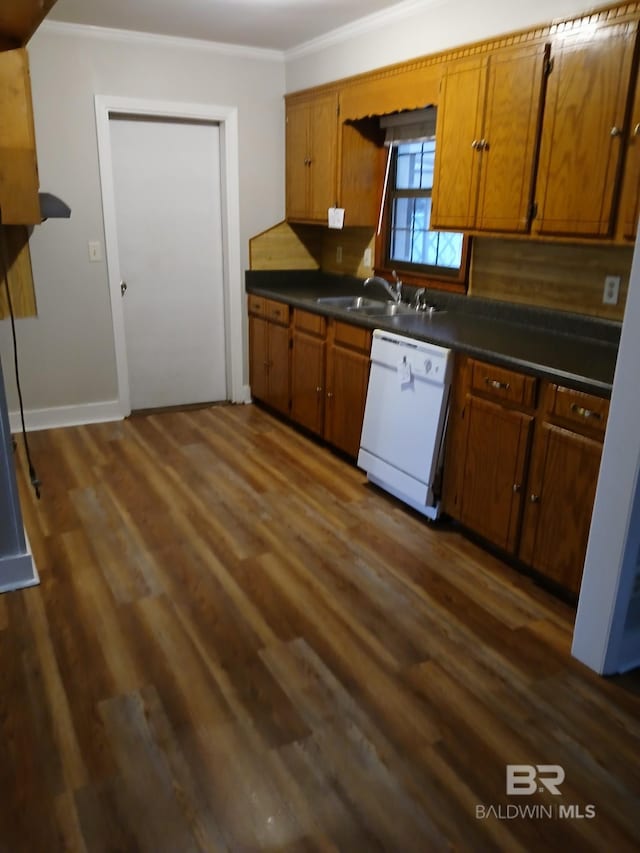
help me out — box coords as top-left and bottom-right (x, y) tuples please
(471, 238), (632, 321)
(250, 222), (632, 322)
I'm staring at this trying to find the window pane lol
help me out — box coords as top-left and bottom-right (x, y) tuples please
(394, 141), (435, 191)
(389, 194), (463, 270)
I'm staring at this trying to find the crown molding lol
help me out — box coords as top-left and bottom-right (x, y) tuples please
(285, 0), (448, 60)
(38, 20), (284, 62)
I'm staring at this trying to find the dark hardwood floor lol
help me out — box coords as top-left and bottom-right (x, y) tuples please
(2, 403), (639, 852)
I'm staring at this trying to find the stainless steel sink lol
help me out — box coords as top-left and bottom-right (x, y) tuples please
(315, 295), (415, 315)
(315, 295), (383, 310)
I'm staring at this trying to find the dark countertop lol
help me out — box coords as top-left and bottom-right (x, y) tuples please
(245, 270), (621, 397)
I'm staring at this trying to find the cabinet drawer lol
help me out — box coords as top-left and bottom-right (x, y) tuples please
(470, 360), (537, 408)
(547, 385), (609, 435)
(265, 298), (290, 326)
(332, 321), (371, 353)
(293, 309), (326, 337)
(247, 294), (265, 316)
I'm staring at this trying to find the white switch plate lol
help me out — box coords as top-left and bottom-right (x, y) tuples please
(88, 241), (102, 262)
(603, 275), (621, 305)
(363, 247), (372, 267)
(336, 246), (343, 263)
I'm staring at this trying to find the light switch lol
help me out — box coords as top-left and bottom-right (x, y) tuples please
(88, 241), (102, 262)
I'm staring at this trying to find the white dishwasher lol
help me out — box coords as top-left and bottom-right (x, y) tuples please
(358, 329), (453, 520)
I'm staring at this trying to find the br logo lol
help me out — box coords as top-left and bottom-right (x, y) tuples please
(507, 765), (565, 796)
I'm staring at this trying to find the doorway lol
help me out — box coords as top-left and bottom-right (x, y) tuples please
(95, 97), (246, 416)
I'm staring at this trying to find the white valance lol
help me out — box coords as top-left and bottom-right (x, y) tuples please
(380, 106), (437, 145)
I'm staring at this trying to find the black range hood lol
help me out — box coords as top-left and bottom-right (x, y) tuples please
(39, 192), (71, 220)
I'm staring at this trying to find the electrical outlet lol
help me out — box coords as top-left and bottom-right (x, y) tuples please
(363, 247), (372, 267)
(88, 241), (102, 262)
(336, 246), (343, 263)
(603, 275), (621, 305)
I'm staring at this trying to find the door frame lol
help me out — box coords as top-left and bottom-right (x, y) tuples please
(95, 95), (245, 416)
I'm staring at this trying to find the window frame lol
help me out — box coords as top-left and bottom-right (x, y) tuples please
(374, 142), (470, 293)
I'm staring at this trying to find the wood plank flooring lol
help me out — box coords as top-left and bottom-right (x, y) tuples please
(2, 403), (639, 852)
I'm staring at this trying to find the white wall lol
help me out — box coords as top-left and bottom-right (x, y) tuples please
(285, 0), (592, 91)
(0, 26), (285, 417)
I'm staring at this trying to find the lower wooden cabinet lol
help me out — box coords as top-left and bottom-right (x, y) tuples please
(519, 422), (603, 594)
(458, 395), (533, 553)
(291, 310), (326, 435)
(443, 356), (608, 597)
(324, 326), (371, 457)
(250, 302), (372, 458)
(248, 295), (290, 416)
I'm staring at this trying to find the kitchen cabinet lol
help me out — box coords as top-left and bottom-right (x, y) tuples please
(291, 309), (326, 435)
(248, 295), (290, 416)
(443, 357), (609, 597)
(519, 386), (608, 596)
(454, 361), (536, 553)
(286, 91), (339, 223)
(0, 48), (40, 224)
(0, 0), (58, 48)
(534, 20), (638, 238)
(617, 68), (640, 241)
(324, 321), (371, 458)
(431, 43), (548, 233)
(338, 118), (386, 227)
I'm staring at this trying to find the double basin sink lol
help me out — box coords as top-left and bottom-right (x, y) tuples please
(315, 295), (442, 317)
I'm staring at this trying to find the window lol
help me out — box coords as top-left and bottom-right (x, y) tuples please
(376, 134), (469, 290)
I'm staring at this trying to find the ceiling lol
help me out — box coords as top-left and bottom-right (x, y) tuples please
(46, 0), (418, 53)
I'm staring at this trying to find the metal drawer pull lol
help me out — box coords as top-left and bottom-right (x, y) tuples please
(570, 403), (601, 420)
(485, 378), (510, 391)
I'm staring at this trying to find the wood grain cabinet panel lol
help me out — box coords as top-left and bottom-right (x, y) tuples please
(534, 21), (637, 238)
(324, 342), (371, 459)
(0, 48), (40, 224)
(286, 92), (339, 223)
(248, 299), (290, 415)
(291, 312), (326, 436)
(519, 423), (603, 595)
(459, 395), (533, 553)
(617, 67), (640, 241)
(432, 43), (548, 233)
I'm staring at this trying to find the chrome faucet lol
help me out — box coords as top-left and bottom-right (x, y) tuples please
(364, 271), (403, 303)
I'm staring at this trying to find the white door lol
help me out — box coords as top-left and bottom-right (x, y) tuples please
(109, 115), (227, 410)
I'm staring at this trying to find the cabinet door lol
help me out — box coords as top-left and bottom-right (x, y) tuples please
(519, 423), (602, 595)
(248, 314), (269, 403)
(285, 99), (310, 221)
(0, 49), (40, 225)
(534, 22), (637, 237)
(325, 345), (370, 458)
(475, 43), (548, 233)
(431, 56), (486, 230)
(291, 331), (325, 435)
(459, 395), (533, 553)
(339, 118), (386, 227)
(618, 70), (640, 241)
(266, 321), (290, 416)
(308, 92), (339, 221)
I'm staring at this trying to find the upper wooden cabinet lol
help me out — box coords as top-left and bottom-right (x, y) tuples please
(0, 0), (57, 48)
(617, 68), (640, 241)
(534, 20), (638, 238)
(431, 43), (548, 233)
(0, 48), (40, 225)
(338, 118), (386, 227)
(286, 91), (339, 223)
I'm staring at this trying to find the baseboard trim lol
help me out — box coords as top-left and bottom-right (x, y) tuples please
(9, 400), (124, 433)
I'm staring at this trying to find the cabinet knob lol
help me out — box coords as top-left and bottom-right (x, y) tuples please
(327, 391), (334, 398)
(316, 386), (323, 393)
(471, 139), (480, 150)
(634, 123), (640, 137)
(610, 126), (623, 137)
(530, 494), (540, 503)
(513, 484), (521, 493)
